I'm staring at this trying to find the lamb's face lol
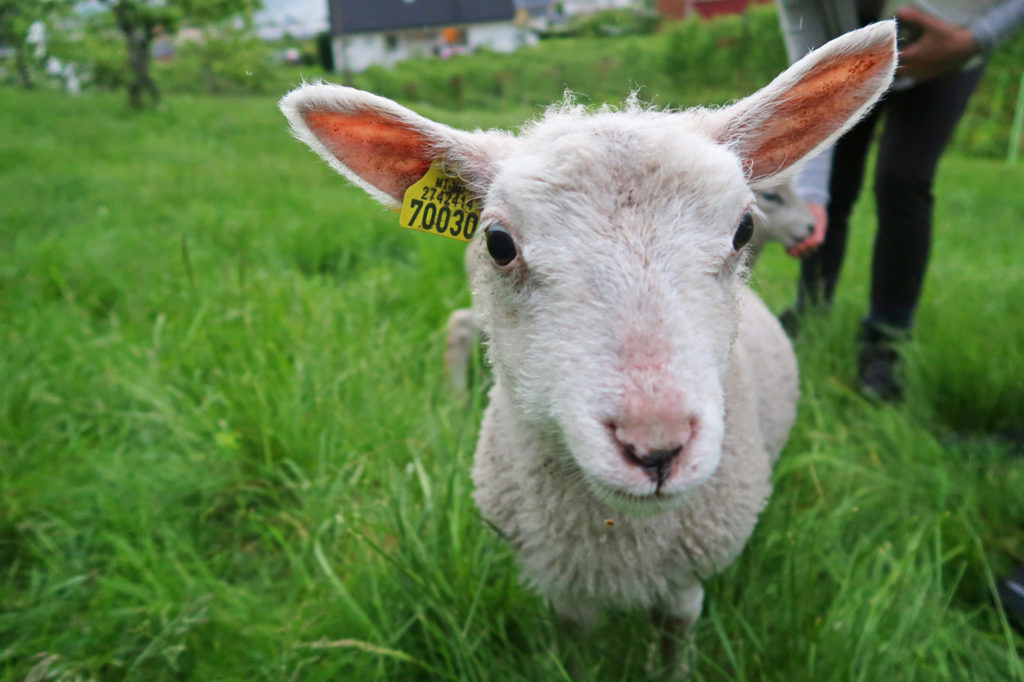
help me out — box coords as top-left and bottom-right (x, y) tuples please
(753, 183), (816, 251)
(472, 113), (755, 513)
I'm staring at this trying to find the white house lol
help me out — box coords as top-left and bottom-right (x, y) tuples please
(561, 0), (643, 14)
(328, 0), (539, 73)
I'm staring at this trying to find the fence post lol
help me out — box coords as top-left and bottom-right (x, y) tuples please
(1008, 73), (1024, 165)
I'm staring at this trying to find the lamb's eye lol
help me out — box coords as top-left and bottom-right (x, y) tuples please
(733, 212), (754, 250)
(485, 224), (518, 266)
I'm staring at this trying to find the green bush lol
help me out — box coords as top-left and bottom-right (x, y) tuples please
(663, 4), (787, 93)
(154, 29), (276, 96)
(570, 7), (663, 37)
(953, 30), (1024, 158)
(44, 22), (128, 92)
(352, 34), (684, 112)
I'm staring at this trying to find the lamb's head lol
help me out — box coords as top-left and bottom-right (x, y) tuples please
(280, 22), (897, 513)
(753, 182), (817, 253)
(468, 109), (755, 509)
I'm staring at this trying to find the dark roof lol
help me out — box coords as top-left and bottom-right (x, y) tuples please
(329, 0), (516, 35)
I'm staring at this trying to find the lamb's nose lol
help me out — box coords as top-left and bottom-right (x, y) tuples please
(621, 443), (684, 486)
(610, 381), (698, 487)
(611, 413), (696, 487)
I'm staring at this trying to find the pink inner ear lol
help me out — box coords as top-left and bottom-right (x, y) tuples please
(303, 109), (434, 201)
(745, 42), (892, 181)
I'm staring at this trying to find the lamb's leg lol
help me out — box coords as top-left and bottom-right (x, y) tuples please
(550, 596), (600, 630)
(444, 308), (475, 394)
(650, 583), (704, 676)
(548, 597), (601, 678)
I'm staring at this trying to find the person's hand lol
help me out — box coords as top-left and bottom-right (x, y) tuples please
(787, 202), (827, 258)
(896, 7), (980, 82)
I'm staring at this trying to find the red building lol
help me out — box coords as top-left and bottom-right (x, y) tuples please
(657, 0), (771, 20)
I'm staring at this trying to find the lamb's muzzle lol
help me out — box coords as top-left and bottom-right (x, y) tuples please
(609, 387), (699, 490)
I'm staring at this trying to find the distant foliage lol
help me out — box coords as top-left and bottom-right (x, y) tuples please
(663, 5), (788, 93)
(565, 7), (663, 38)
(155, 28), (276, 95)
(14, 1), (1023, 157)
(349, 6), (787, 113)
(955, 29), (1024, 158)
(75, 29), (129, 91)
(353, 34), (692, 113)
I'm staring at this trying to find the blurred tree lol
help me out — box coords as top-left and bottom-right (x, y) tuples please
(0, 0), (71, 88)
(96, 0), (261, 109)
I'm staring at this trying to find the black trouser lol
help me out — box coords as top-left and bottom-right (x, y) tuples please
(797, 64), (986, 332)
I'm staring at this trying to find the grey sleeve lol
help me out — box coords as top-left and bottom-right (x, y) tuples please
(774, 0), (859, 59)
(776, 0), (831, 60)
(970, 0), (1024, 51)
(793, 148), (833, 206)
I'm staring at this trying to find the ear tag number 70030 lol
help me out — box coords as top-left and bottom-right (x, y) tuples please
(399, 161), (481, 243)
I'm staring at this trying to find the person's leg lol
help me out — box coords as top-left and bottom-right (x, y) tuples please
(859, 65), (986, 399)
(869, 66), (985, 330)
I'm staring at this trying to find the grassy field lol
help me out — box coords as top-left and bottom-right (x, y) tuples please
(1, 86), (1023, 681)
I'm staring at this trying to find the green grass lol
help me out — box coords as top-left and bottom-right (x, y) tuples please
(1, 87), (1022, 681)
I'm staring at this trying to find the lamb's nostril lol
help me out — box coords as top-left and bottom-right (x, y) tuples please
(805, 223), (815, 236)
(619, 441), (684, 486)
(639, 446), (683, 485)
(638, 446), (681, 469)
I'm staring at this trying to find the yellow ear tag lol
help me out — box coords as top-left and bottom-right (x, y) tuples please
(399, 161), (481, 243)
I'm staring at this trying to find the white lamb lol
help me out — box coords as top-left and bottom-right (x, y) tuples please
(280, 21), (896, 666)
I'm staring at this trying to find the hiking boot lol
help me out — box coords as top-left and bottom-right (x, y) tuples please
(780, 272), (835, 340)
(778, 308), (801, 339)
(857, 321), (905, 402)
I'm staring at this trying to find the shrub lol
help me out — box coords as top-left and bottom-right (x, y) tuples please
(663, 4), (787, 94)
(953, 30), (1024, 158)
(570, 7), (663, 37)
(155, 28), (276, 96)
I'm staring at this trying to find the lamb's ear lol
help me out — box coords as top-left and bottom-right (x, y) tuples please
(710, 21), (897, 186)
(279, 83), (507, 208)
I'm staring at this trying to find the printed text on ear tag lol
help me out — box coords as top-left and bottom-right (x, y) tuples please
(399, 161), (481, 242)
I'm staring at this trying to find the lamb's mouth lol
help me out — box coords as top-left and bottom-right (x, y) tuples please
(586, 477), (689, 515)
